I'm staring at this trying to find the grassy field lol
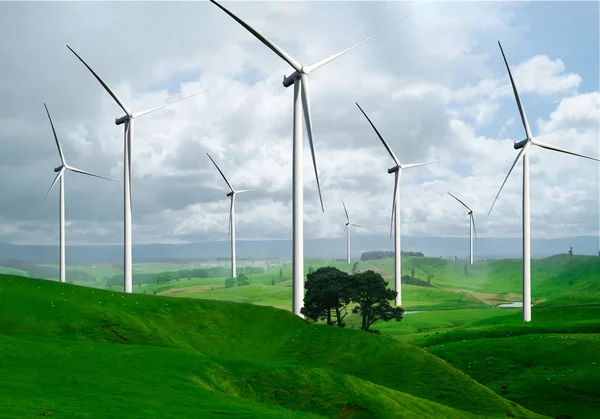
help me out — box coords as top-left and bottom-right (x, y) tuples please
(0, 274), (546, 418)
(1, 254), (598, 418)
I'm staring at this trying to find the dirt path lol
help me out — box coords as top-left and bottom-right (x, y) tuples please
(440, 287), (522, 306)
(158, 285), (225, 295)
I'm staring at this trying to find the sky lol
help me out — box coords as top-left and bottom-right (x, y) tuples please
(0, 0), (598, 246)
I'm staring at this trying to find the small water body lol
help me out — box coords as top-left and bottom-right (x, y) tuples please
(404, 310), (424, 315)
(497, 302), (532, 308)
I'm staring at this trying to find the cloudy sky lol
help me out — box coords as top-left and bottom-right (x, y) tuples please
(0, 0), (598, 246)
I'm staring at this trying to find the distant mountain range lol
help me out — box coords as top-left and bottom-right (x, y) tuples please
(1, 235), (598, 264)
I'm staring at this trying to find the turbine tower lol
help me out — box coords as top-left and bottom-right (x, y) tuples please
(341, 201), (363, 264)
(67, 46), (204, 293)
(489, 41), (600, 323)
(447, 192), (477, 264)
(210, 0), (381, 317)
(206, 153), (257, 278)
(42, 103), (115, 283)
(356, 102), (439, 306)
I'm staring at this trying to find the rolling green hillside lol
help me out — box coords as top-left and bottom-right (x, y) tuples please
(0, 274), (545, 419)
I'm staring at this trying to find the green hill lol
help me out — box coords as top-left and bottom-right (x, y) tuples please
(0, 274), (545, 418)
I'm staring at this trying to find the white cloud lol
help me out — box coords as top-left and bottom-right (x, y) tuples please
(0, 1), (597, 247)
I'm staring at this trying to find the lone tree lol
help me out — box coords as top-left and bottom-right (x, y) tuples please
(568, 246), (573, 256)
(352, 262), (360, 274)
(224, 277), (236, 288)
(427, 273), (434, 284)
(410, 268), (416, 278)
(349, 270), (404, 333)
(236, 273), (249, 287)
(301, 267), (351, 327)
(279, 268), (283, 279)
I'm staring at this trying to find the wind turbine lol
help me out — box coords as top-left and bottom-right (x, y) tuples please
(42, 103), (115, 283)
(206, 153), (257, 278)
(447, 192), (477, 265)
(341, 201), (363, 265)
(66, 45), (204, 293)
(488, 41), (600, 323)
(209, 0), (381, 317)
(356, 102), (439, 306)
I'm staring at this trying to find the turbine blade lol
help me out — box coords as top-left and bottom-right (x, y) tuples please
(447, 192), (472, 212)
(305, 31), (383, 73)
(44, 103), (66, 165)
(402, 161), (440, 169)
(228, 197), (233, 237)
(235, 188), (258, 194)
(206, 153), (234, 192)
(350, 223), (364, 228)
(342, 201), (350, 223)
(532, 138), (600, 162)
(133, 90), (205, 119)
(127, 127), (133, 214)
(66, 45), (131, 117)
(390, 171), (399, 238)
(355, 102), (400, 166)
(488, 142), (531, 215)
(498, 41), (532, 139)
(471, 213), (478, 241)
(43, 169), (63, 205)
(67, 166), (117, 182)
(208, 0), (302, 72)
(341, 225), (348, 238)
(300, 75), (324, 212)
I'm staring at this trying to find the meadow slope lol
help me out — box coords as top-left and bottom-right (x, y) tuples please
(0, 274), (546, 419)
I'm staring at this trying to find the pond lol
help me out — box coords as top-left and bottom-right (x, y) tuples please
(497, 302), (533, 308)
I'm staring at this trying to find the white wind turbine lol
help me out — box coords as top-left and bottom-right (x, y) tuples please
(341, 201), (364, 265)
(42, 103), (115, 283)
(67, 45), (204, 293)
(356, 102), (439, 306)
(447, 192), (477, 265)
(206, 153), (257, 278)
(489, 41), (600, 323)
(210, 0), (381, 317)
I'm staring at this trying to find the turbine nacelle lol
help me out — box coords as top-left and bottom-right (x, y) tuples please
(514, 138), (529, 150)
(226, 191), (234, 197)
(115, 115), (130, 125)
(54, 165), (63, 173)
(388, 165), (400, 174)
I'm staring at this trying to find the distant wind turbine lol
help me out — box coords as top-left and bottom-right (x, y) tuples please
(206, 153), (257, 278)
(67, 45), (204, 293)
(210, 0), (381, 317)
(341, 201), (363, 264)
(447, 192), (477, 265)
(356, 102), (439, 306)
(42, 103), (115, 283)
(488, 41), (600, 323)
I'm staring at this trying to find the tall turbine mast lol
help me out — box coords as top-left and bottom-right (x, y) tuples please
(42, 103), (116, 283)
(447, 192), (477, 264)
(489, 41), (599, 323)
(67, 46), (204, 293)
(210, 0), (381, 317)
(206, 153), (256, 278)
(356, 102), (439, 306)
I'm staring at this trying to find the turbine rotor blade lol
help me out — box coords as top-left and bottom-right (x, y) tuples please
(66, 165), (117, 182)
(66, 45), (131, 117)
(43, 169), (64, 205)
(498, 41), (532, 140)
(235, 188), (258, 194)
(228, 196), (233, 237)
(390, 171), (399, 238)
(402, 161), (440, 169)
(127, 125), (133, 214)
(488, 142), (531, 215)
(300, 75), (324, 212)
(133, 90), (206, 119)
(341, 225), (348, 238)
(447, 192), (472, 212)
(206, 153), (234, 192)
(208, 0), (302, 72)
(342, 201), (350, 223)
(350, 223), (364, 228)
(44, 103), (66, 165)
(305, 31), (383, 74)
(471, 213), (478, 241)
(355, 102), (400, 166)
(531, 138), (600, 162)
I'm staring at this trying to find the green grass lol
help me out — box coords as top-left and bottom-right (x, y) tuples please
(0, 274), (545, 419)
